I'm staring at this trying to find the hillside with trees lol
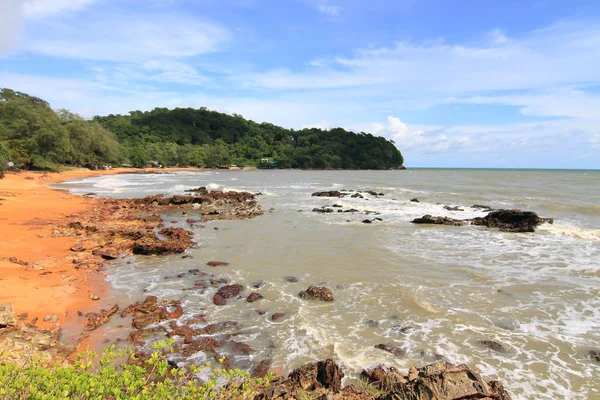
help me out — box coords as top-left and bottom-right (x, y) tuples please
(0, 88), (404, 172)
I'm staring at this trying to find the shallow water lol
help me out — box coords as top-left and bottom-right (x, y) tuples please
(52, 169), (600, 399)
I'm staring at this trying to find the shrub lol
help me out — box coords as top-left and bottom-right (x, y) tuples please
(0, 339), (272, 399)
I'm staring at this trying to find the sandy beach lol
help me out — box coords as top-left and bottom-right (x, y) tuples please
(0, 168), (185, 333)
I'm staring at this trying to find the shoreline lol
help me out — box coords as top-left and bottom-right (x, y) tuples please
(0, 167), (201, 333)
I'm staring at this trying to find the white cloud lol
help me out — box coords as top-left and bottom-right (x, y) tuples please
(317, 4), (341, 16)
(0, 1), (23, 55)
(27, 14), (230, 62)
(23, 0), (99, 19)
(243, 19), (600, 96)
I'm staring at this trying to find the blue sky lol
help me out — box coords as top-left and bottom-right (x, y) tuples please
(1, 0), (600, 168)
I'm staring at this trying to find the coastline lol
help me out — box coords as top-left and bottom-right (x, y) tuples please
(0, 167), (202, 332)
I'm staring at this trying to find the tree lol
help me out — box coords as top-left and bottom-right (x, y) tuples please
(0, 141), (10, 178)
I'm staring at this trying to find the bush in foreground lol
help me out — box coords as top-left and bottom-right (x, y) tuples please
(0, 339), (272, 400)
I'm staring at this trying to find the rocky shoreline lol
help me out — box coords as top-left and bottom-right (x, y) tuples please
(1, 180), (589, 399)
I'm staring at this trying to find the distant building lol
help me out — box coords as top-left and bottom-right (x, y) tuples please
(7, 161), (14, 168)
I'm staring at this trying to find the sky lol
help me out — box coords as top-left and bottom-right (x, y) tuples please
(1, 0), (600, 168)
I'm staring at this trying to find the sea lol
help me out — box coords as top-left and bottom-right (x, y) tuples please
(51, 169), (600, 399)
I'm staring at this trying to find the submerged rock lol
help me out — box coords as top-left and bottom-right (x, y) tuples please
(298, 286), (334, 302)
(589, 350), (600, 362)
(471, 209), (553, 232)
(247, 292), (264, 303)
(375, 343), (406, 357)
(311, 191), (344, 198)
(411, 214), (466, 226)
(478, 340), (509, 353)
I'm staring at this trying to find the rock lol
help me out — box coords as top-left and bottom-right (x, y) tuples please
(478, 340), (509, 353)
(223, 340), (253, 355)
(290, 359), (344, 392)
(410, 198), (419, 203)
(252, 359), (272, 378)
(283, 276), (299, 283)
(375, 344), (406, 357)
(311, 191), (343, 198)
(472, 204), (493, 210)
(92, 248), (119, 260)
(132, 312), (162, 330)
(207, 261), (229, 267)
(213, 293), (227, 306)
(299, 286), (334, 302)
(332, 204), (343, 208)
(216, 284), (244, 298)
(313, 207), (334, 213)
(0, 303), (17, 327)
(351, 193), (364, 198)
(411, 214), (466, 226)
(89, 293), (100, 300)
(471, 209), (553, 232)
(272, 313), (285, 321)
(362, 219), (373, 224)
(0, 324), (75, 367)
(85, 304), (119, 330)
(70, 243), (86, 252)
(444, 205), (464, 212)
(247, 292), (264, 303)
(588, 350), (600, 362)
(43, 314), (59, 323)
(362, 362), (512, 400)
(256, 310), (266, 316)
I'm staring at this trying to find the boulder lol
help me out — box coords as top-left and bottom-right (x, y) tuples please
(471, 209), (553, 232)
(299, 286), (334, 302)
(362, 362), (512, 400)
(0, 303), (17, 328)
(312, 191), (343, 198)
(411, 214), (466, 226)
(478, 340), (509, 353)
(589, 350), (600, 362)
(272, 313), (285, 321)
(85, 304), (119, 330)
(247, 292), (264, 303)
(375, 344), (406, 357)
(207, 261), (229, 267)
(313, 207), (334, 213)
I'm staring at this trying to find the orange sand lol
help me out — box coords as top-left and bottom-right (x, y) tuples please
(0, 168), (199, 331)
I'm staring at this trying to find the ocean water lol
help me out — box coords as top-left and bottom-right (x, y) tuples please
(52, 169), (600, 399)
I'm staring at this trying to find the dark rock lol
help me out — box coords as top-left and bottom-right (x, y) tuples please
(365, 320), (380, 327)
(252, 280), (264, 288)
(471, 209), (553, 232)
(361, 365), (407, 389)
(181, 337), (221, 357)
(472, 204), (493, 210)
(299, 286), (334, 302)
(588, 350), (600, 362)
(478, 340), (509, 353)
(410, 198), (420, 203)
(283, 276), (299, 283)
(312, 207), (334, 213)
(311, 191), (343, 198)
(197, 321), (238, 335)
(255, 310), (266, 316)
(351, 193), (364, 198)
(216, 284), (244, 299)
(223, 340), (253, 355)
(289, 359), (344, 392)
(207, 261), (229, 267)
(271, 313), (285, 321)
(362, 219), (373, 224)
(411, 214), (466, 226)
(375, 344), (406, 357)
(332, 204), (343, 208)
(247, 292), (264, 303)
(444, 205), (464, 212)
(252, 359), (272, 378)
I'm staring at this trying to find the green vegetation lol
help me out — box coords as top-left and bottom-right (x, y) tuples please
(0, 339), (272, 400)
(1, 87), (404, 172)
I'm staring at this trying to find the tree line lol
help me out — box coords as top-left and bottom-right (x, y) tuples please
(0, 88), (404, 176)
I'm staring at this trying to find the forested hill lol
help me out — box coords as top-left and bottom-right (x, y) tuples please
(0, 88), (404, 174)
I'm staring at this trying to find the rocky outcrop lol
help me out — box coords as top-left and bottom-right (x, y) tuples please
(471, 209), (553, 232)
(411, 215), (466, 226)
(312, 191), (344, 198)
(0, 324), (75, 367)
(298, 286), (334, 302)
(362, 362), (512, 400)
(0, 303), (17, 328)
(121, 296), (183, 330)
(257, 360), (511, 400)
(85, 304), (119, 330)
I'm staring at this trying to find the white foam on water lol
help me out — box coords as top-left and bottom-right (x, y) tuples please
(537, 223), (600, 242)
